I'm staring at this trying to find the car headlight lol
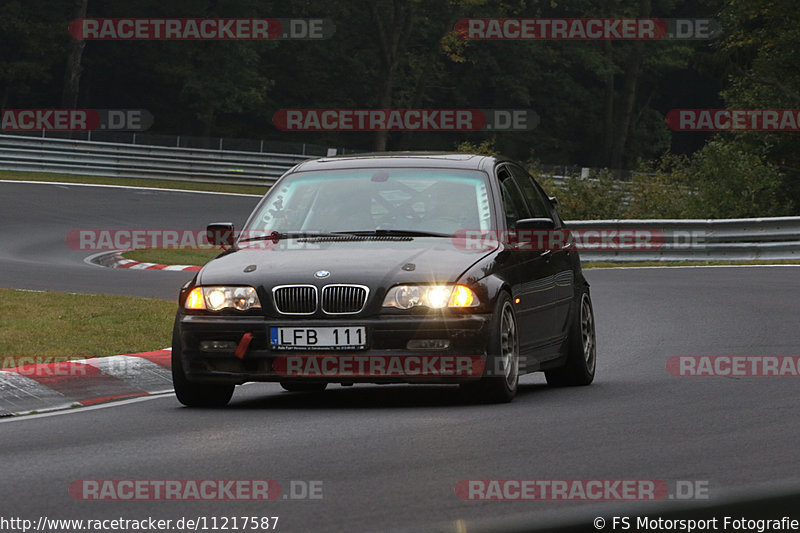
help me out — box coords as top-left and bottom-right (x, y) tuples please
(185, 286), (261, 311)
(382, 285), (479, 309)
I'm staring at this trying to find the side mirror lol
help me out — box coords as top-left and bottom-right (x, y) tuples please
(207, 222), (235, 247)
(548, 196), (559, 207)
(507, 218), (555, 251)
(514, 217), (555, 231)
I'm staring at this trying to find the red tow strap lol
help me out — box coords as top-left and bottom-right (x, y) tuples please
(234, 332), (253, 359)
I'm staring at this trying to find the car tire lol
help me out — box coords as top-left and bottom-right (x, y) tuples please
(460, 292), (519, 403)
(545, 285), (596, 387)
(280, 382), (328, 392)
(171, 324), (235, 407)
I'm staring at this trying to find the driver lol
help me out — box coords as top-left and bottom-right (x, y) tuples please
(306, 182), (375, 232)
(422, 181), (478, 234)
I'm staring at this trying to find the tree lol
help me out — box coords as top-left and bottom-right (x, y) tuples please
(713, 0), (800, 208)
(0, 0), (69, 108)
(369, 0), (414, 151)
(62, 0), (88, 108)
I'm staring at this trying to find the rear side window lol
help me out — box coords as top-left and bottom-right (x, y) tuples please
(497, 167), (530, 229)
(509, 165), (552, 218)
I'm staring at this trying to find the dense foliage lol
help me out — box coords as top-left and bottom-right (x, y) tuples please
(1, 0), (798, 217)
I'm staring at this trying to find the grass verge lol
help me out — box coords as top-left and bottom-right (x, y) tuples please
(583, 260), (800, 268)
(0, 288), (176, 359)
(122, 247), (222, 266)
(0, 169), (267, 196)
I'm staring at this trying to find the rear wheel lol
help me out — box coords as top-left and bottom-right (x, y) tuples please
(171, 326), (235, 407)
(460, 292), (519, 403)
(280, 382), (328, 392)
(545, 287), (596, 386)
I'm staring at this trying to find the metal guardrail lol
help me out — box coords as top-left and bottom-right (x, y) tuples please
(0, 134), (314, 186)
(1, 134), (798, 261)
(566, 217), (800, 261)
(1, 129), (356, 155)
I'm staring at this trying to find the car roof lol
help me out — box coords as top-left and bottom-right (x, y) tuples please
(291, 152), (510, 173)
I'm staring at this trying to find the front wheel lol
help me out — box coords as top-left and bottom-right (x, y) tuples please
(172, 326), (235, 407)
(460, 292), (519, 403)
(545, 287), (596, 386)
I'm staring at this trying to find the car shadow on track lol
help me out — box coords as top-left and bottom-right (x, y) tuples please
(219, 381), (552, 410)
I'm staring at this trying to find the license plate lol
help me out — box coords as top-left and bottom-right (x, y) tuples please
(270, 326), (366, 350)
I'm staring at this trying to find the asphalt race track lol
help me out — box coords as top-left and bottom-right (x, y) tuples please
(0, 181), (261, 299)
(2, 182), (800, 532)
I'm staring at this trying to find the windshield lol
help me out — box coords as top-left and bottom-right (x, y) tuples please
(243, 168), (493, 237)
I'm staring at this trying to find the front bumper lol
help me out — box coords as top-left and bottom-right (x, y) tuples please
(176, 313), (492, 384)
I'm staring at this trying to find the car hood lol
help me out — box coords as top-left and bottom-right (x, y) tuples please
(197, 238), (494, 288)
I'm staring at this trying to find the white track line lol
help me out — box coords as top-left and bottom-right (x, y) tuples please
(0, 179), (262, 197)
(0, 382), (262, 423)
(0, 392), (176, 424)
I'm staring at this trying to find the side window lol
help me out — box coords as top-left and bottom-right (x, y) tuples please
(509, 165), (552, 218)
(497, 167), (530, 229)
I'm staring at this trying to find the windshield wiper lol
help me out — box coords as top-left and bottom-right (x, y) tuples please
(238, 231), (344, 243)
(332, 229), (451, 238)
(237, 229), (451, 245)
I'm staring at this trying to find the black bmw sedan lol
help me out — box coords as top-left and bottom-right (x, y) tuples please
(172, 153), (596, 406)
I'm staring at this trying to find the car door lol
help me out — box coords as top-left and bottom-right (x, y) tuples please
(508, 164), (575, 342)
(495, 164), (557, 367)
